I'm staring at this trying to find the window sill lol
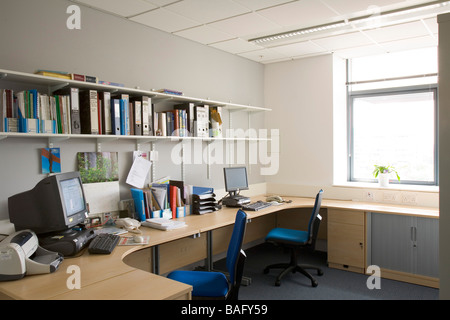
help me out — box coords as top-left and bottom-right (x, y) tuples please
(333, 181), (439, 193)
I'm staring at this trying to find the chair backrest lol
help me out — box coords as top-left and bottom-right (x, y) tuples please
(226, 209), (247, 286)
(307, 189), (324, 245)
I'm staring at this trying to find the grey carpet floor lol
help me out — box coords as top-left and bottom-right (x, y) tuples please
(214, 243), (439, 300)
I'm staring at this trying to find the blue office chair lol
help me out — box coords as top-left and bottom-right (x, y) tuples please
(264, 190), (324, 287)
(167, 209), (247, 300)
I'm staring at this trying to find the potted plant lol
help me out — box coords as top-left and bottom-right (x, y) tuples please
(373, 165), (400, 187)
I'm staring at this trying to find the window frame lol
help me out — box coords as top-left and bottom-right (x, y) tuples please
(347, 85), (439, 186)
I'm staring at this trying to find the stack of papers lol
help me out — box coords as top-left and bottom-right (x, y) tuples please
(141, 218), (186, 231)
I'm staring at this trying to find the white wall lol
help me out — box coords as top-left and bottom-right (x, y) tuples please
(264, 55), (334, 189)
(0, 0), (266, 220)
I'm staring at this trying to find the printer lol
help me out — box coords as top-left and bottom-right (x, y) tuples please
(0, 230), (63, 281)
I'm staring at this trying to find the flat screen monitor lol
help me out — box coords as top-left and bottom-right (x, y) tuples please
(8, 172), (88, 235)
(224, 166), (249, 195)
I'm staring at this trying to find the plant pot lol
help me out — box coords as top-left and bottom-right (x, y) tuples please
(378, 173), (390, 187)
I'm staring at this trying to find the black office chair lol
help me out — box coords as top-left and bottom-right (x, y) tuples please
(167, 210), (247, 300)
(263, 189), (324, 287)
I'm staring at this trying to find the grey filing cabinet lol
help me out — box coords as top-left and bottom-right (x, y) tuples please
(369, 212), (439, 278)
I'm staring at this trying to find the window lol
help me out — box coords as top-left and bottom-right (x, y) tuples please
(347, 48), (438, 185)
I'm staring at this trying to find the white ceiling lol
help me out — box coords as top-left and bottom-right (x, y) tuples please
(71, 0), (446, 64)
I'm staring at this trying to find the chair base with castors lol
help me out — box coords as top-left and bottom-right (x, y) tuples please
(263, 246), (323, 287)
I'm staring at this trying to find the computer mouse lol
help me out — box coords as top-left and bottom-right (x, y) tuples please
(133, 235), (144, 243)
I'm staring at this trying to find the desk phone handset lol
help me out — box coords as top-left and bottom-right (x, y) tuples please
(266, 195), (292, 204)
(115, 218), (141, 233)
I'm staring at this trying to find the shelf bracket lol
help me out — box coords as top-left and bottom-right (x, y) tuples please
(49, 82), (70, 93)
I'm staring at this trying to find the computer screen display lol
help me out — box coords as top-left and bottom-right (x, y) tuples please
(60, 178), (86, 217)
(224, 167), (249, 192)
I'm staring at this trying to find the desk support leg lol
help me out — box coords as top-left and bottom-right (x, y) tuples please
(152, 245), (160, 275)
(206, 230), (213, 271)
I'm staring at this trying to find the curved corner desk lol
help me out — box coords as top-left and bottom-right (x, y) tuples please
(0, 195), (439, 300)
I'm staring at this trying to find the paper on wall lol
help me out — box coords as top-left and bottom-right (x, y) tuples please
(126, 156), (152, 189)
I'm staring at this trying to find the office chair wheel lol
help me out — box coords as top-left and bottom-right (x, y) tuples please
(263, 267), (270, 274)
(275, 280), (281, 287)
(318, 270), (324, 276)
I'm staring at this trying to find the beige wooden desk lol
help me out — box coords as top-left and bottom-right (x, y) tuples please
(0, 196), (439, 299)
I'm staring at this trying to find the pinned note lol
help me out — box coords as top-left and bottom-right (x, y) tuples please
(126, 156), (152, 189)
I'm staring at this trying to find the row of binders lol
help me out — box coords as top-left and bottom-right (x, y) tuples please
(130, 180), (219, 223)
(1, 87), (223, 137)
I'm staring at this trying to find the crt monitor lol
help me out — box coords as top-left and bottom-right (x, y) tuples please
(8, 171), (88, 235)
(224, 166), (249, 196)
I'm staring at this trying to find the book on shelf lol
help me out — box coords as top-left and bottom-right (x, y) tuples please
(131, 100), (142, 136)
(79, 90), (99, 134)
(3, 118), (18, 132)
(1, 89), (16, 132)
(112, 93), (130, 136)
(98, 92), (112, 135)
(54, 87), (81, 134)
(193, 105), (209, 138)
(85, 75), (98, 84)
(111, 98), (121, 135)
(35, 70), (71, 80)
(98, 80), (124, 87)
(70, 73), (85, 82)
(155, 88), (183, 96)
(130, 96), (153, 136)
(175, 103), (195, 137)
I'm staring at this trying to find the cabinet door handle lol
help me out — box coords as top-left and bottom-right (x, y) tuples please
(411, 226), (417, 242)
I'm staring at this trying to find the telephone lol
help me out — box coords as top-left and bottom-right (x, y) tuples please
(115, 218), (141, 233)
(266, 195), (284, 203)
(266, 195), (292, 204)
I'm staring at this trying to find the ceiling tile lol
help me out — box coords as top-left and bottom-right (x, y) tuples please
(209, 12), (281, 38)
(238, 48), (288, 62)
(233, 0), (294, 11)
(363, 20), (430, 43)
(334, 44), (387, 59)
(209, 38), (264, 54)
(321, 0), (406, 16)
(164, 0), (251, 24)
(145, 0), (179, 6)
(312, 31), (374, 51)
(174, 25), (234, 44)
(272, 40), (328, 57)
(130, 8), (199, 33)
(380, 34), (438, 52)
(75, 0), (157, 17)
(257, 0), (338, 28)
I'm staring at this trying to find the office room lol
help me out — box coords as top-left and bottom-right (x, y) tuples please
(0, 0), (449, 302)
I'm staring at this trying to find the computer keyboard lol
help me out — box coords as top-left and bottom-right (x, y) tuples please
(242, 201), (273, 211)
(88, 233), (120, 254)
